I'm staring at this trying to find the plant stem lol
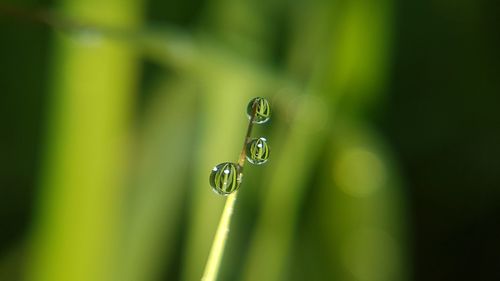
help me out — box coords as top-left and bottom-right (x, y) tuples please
(238, 101), (257, 167)
(201, 101), (257, 281)
(201, 192), (238, 281)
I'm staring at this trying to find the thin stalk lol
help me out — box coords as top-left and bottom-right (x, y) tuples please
(201, 102), (257, 281)
(238, 108), (256, 167)
(201, 193), (237, 281)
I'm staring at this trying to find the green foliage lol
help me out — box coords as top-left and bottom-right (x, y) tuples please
(1, 0), (409, 280)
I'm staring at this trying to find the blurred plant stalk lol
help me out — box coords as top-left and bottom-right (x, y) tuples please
(27, 1), (143, 281)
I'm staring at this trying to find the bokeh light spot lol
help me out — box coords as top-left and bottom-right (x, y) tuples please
(333, 147), (387, 197)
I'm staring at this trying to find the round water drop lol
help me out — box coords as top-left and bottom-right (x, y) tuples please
(209, 162), (242, 195)
(246, 137), (270, 165)
(247, 97), (271, 124)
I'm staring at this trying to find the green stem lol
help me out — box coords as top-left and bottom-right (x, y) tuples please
(201, 192), (238, 281)
(201, 101), (258, 281)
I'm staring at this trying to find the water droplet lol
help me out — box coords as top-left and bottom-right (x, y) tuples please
(247, 97), (270, 124)
(209, 162), (242, 195)
(246, 138), (270, 165)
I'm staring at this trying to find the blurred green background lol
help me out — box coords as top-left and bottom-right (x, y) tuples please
(1, 0), (499, 280)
